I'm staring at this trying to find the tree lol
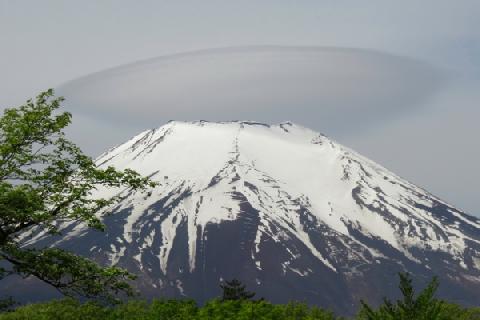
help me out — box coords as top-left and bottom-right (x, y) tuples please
(0, 90), (155, 302)
(220, 278), (255, 301)
(358, 272), (444, 320)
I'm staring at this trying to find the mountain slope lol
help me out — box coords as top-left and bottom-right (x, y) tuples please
(16, 121), (480, 315)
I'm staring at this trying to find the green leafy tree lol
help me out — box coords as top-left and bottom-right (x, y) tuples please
(358, 272), (444, 320)
(220, 278), (256, 301)
(0, 90), (155, 302)
(438, 302), (480, 320)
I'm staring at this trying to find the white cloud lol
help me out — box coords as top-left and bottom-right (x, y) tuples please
(58, 46), (445, 135)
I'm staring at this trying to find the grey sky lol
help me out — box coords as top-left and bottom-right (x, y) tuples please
(0, 1), (479, 215)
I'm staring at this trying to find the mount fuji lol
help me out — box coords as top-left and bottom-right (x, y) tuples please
(13, 121), (480, 315)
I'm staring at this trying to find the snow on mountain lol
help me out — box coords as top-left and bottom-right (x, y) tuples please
(16, 121), (480, 315)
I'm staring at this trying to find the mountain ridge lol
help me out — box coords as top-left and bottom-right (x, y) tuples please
(12, 120), (480, 315)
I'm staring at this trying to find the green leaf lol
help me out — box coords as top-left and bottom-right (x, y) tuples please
(0, 90), (156, 302)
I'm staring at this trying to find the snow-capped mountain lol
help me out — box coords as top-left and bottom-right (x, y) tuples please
(19, 121), (480, 314)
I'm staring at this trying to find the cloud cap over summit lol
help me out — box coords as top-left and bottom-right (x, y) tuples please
(58, 46), (445, 134)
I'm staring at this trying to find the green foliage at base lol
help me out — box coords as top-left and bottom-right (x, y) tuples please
(0, 299), (339, 320)
(1, 298), (479, 320)
(357, 273), (480, 320)
(357, 301), (480, 320)
(3, 272), (480, 320)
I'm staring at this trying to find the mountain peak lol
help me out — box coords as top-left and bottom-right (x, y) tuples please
(164, 120), (301, 129)
(20, 121), (480, 315)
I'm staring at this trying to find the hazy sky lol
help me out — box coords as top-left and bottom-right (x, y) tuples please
(0, 1), (479, 215)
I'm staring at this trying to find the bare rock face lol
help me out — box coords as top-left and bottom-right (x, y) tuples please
(13, 121), (480, 315)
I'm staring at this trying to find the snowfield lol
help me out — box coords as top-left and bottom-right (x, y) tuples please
(91, 121), (480, 274)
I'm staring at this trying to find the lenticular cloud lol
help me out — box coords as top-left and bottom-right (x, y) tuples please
(57, 46), (444, 134)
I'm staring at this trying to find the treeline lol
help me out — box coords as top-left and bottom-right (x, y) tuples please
(1, 274), (480, 320)
(0, 299), (336, 320)
(0, 297), (479, 320)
